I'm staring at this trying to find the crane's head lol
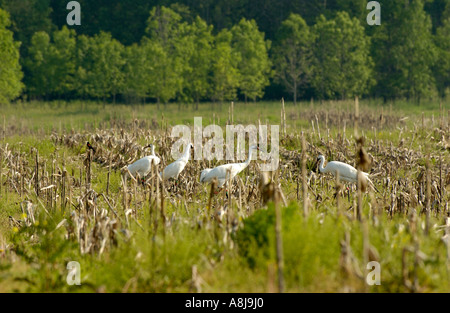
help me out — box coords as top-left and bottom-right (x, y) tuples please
(200, 168), (212, 182)
(315, 155), (325, 170)
(250, 144), (260, 151)
(144, 144), (153, 149)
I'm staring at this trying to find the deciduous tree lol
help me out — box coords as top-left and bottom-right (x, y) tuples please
(0, 8), (23, 103)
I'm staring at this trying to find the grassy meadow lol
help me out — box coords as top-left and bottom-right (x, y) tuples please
(0, 99), (449, 293)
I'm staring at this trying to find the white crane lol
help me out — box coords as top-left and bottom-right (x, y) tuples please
(126, 144), (160, 180)
(200, 168), (213, 182)
(200, 145), (259, 188)
(160, 143), (193, 180)
(315, 155), (376, 191)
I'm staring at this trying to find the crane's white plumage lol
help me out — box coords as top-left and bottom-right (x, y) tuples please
(200, 168), (213, 182)
(160, 143), (193, 180)
(316, 155), (374, 186)
(201, 145), (258, 188)
(127, 144), (160, 179)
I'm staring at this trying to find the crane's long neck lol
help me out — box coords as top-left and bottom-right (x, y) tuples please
(318, 157), (326, 173)
(240, 148), (254, 170)
(181, 144), (191, 161)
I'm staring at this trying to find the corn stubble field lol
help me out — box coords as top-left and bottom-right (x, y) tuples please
(0, 100), (449, 293)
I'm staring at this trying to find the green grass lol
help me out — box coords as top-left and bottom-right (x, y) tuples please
(1, 98), (448, 134)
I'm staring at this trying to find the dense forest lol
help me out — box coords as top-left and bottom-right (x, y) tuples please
(0, 0), (449, 105)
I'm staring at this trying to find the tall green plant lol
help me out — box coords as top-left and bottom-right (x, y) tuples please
(0, 8), (23, 103)
(312, 12), (373, 100)
(272, 14), (313, 105)
(231, 18), (272, 102)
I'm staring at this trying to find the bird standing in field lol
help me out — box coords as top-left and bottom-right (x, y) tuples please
(315, 155), (377, 191)
(200, 168), (213, 183)
(126, 144), (160, 181)
(86, 142), (96, 153)
(160, 143), (193, 180)
(201, 145), (259, 189)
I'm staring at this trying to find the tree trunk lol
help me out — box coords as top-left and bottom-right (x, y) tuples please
(294, 80), (298, 106)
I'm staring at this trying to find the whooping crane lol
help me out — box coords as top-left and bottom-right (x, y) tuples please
(127, 144), (160, 180)
(200, 168), (213, 182)
(200, 145), (259, 188)
(315, 155), (376, 191)
(160, 143), (194, 180)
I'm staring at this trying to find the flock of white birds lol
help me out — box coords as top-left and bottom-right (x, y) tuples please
(124, 142), (376, 192)
(126, 143), (261, 190)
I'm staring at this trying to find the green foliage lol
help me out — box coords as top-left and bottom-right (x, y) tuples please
(211, 29), (241, 103)
(51, 27), (77, 96)
(25, 31), (51, 97)
(84, 32), (125, 102)
(25, 27), (77, 98)
(0, 0), (54, 50)
(180, 16), (214, 106)
(434, 17), (450, 98)
(1, 1), (449, 103)
(236, 201), (450, 291)
(272, 14), (313, 104)
(236, 204), (298, 268)
(236, 203), (343, 289)
(312, 12), (373, 100)
(83, 224), (218, 292)
(0, 8), (23, 103)
(122, 43), (150, 101)
(231, 18), (272, 102)
(145, 6), (187, 104)
(10, 209), (79, 292)
(372, 0), (438, 102)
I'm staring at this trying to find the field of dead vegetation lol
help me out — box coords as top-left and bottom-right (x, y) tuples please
(0, 99), (449, 292)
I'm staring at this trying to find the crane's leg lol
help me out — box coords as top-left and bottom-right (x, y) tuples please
(334, 185), (350, 200)
(213, 186), (228, 199)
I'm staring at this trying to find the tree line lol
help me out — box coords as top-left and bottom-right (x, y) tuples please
(0, 0), (449, 105)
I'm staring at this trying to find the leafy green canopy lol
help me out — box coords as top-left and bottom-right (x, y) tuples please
(231, 18), (272, 102)
(372, 0), (437, 102)
(0, 8), (23, 103)
(272, 14), (313, 105)
(312, 11), (373, 100)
